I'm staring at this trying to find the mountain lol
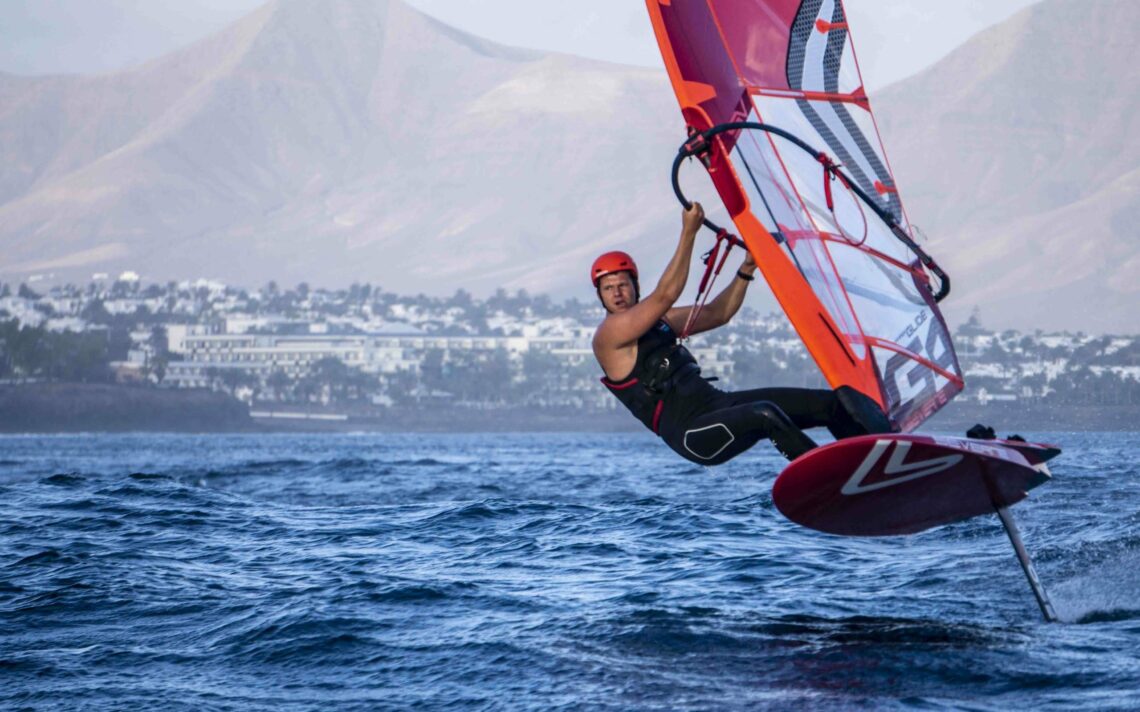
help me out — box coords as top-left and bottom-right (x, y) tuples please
(1, 0), (1135, 333)
(0, 0), (682, 297)
(874, 0), (1138, 333)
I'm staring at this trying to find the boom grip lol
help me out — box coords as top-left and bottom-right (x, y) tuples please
(671, 147), (744, 246)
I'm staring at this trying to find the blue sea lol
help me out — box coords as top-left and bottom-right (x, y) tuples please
(1, 431), (1138, 710)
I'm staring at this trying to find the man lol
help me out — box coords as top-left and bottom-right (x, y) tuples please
(591, 202), (893, 464)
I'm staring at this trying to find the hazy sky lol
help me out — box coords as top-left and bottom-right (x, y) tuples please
(1, 0), (1042, 90)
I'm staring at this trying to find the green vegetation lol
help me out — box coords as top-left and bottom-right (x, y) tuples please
(0, 319), (110, 382)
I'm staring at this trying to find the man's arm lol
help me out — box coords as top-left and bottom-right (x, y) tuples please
(664, 251), (757, 335)
(594, 203), (704, 352)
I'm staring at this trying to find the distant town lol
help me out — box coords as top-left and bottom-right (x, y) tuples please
(1, 273), (1137, 430)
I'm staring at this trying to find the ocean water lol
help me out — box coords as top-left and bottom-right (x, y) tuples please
(1, 431), (1137, 711)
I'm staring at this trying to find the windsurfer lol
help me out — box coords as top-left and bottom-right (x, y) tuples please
(592, 203), (893, 463)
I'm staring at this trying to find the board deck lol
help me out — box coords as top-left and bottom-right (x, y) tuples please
(772, 434), (1061, 536)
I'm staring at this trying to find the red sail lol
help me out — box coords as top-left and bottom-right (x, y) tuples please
(647, 0), (963, 431)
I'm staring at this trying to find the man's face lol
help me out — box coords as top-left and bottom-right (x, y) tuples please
(598, 272), (637, 313)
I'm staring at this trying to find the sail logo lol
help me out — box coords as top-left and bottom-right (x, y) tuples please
(841, 440), (963, 495)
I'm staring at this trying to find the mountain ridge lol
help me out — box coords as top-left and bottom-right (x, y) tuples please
(0, 0), (1135, 332)
(875, 0), (1138, 332)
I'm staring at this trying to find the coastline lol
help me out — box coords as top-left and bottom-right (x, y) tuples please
(0, 383), (252, 433)
(1, 383), (1135, 434)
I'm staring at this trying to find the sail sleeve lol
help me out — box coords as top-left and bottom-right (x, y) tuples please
(647, 0), (963, 432)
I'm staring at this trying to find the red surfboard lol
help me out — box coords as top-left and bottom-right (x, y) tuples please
(772, 434), (1061, 537)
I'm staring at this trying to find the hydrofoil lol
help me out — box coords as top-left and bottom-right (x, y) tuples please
(773, 433), (1061, 621)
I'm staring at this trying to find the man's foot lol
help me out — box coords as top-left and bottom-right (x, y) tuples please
(830, 386), (895, 439)
(966, 423), (996, 439)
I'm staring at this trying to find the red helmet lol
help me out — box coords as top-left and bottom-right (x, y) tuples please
(591, 251), (638, 287)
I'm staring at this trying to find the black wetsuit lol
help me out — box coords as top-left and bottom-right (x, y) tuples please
(601, 320), (882, 464)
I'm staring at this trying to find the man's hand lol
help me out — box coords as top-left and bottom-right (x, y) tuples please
(682, 202), (704, 237)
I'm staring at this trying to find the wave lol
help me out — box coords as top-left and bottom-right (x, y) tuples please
(41, 473), (85, 486)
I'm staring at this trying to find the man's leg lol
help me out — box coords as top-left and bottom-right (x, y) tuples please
(724, 386), (893, 438)
(669, 399), (818, 465)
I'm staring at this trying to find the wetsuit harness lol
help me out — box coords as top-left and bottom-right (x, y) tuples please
(600, 320), (701, 434)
